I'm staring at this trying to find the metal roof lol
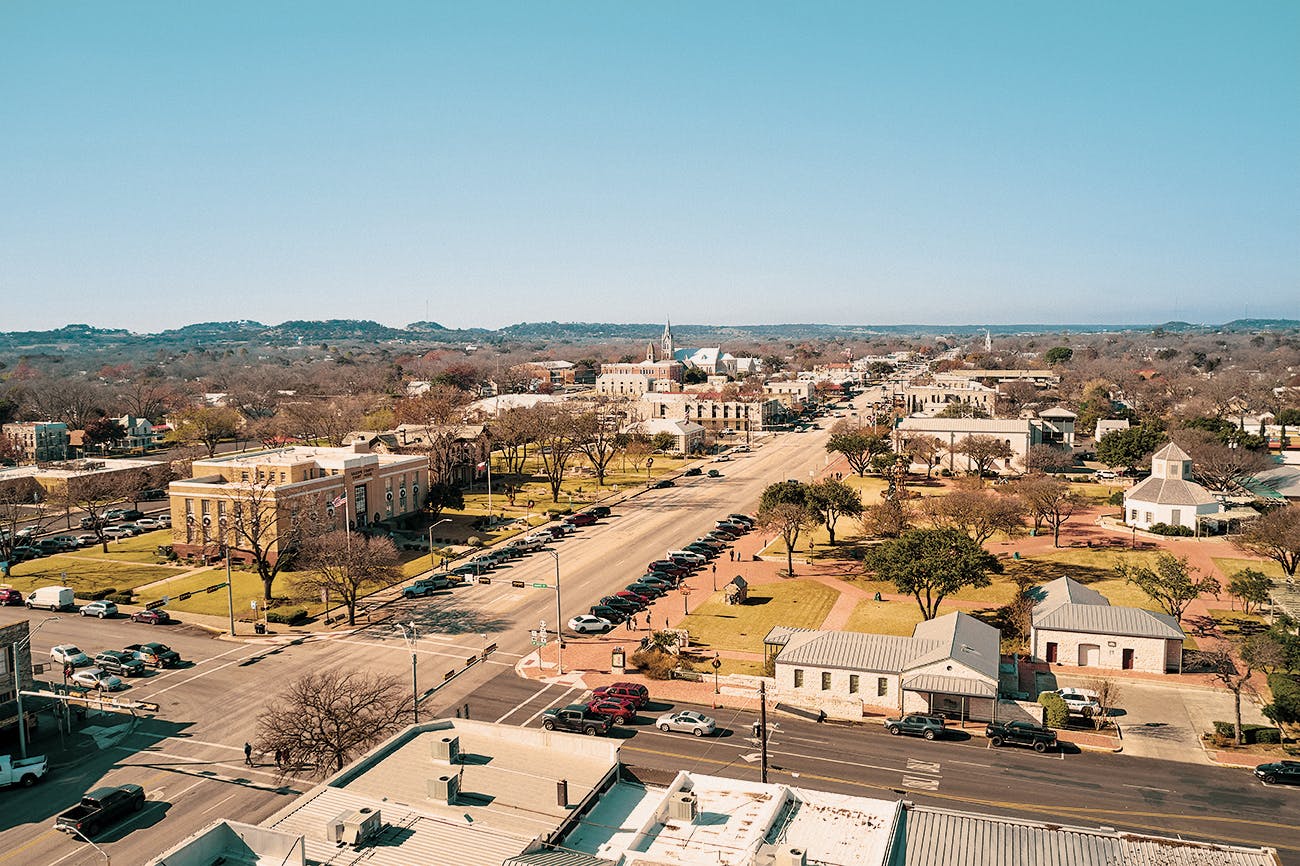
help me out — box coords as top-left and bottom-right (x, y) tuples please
(762, 625), (814, 647)
(504, 851), (615, 866)
(901, 673), (997, 698)
(1032, 576), (1110, 617)
(1034, 603), (1184, 640)
(778, 631), (936, 674)
(1151, 442), (1192, 462)
(910, 613), (1002, 681)
(1124, 476), (1217, 506)
(892, 804), (1281, 866)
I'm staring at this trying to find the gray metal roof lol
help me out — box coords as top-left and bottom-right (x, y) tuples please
(779, 631), (937, 674)
(763, 625), (815, 648)
(1151, 442), (1192, 462)
(892, 803), (1280, 866)
(1125, 475), (1217, 506)
(901, 673), (997, 698)
(1035, 603), (1184, 640)
(1032, 576), (1110, 617)
(910, 612), (1002, 681)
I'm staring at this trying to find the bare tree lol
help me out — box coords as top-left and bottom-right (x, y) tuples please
(255, 670), (413, 776)
(23, 378), (106, 429)
(282, 395), (373, 447)
(227, 482), (327, 601)
(394, 388), (473, 486)
(1021, 443), (1075, 475)
(1086, 677), (1122, 731)
(55, 473), (139, 553)
(1203, 635), (1273, 745)
(1175, 428), (1272, 492)
(1236, 504), (1300, 577)
(166, 406), (244, 457)
(296, 531), (400, 626)
(0, 488), (58, 571)
(1013, 475), (1083, 547)
(954, 434), (1013, 480)
(921, 484), (1026, 545)
(489, 407), (538, 475)
(533, 404), (581, 502)
(860, 498), (914, 539)
(901, 435), (942, 478)
(572, 408), (621, 486)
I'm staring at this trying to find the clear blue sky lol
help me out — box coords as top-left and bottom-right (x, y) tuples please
(2, 2), (1296, 331)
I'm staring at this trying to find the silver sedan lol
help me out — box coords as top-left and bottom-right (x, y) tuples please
(71, 668), (126, 692)
(655, 710), (716, 737)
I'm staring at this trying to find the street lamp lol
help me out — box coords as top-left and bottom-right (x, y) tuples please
(544, 549), (564, 676)
(12, 616), (59, 758)
(428, 517), (452, 569)
(395, 621), (420, 723)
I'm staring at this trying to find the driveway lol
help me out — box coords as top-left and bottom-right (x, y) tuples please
(1055, 674), (1271, 764)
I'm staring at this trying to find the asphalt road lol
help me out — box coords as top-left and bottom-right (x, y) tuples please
(0, 416), (841, 865)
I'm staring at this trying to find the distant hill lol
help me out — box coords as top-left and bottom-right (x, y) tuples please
(1, 318), (1296, 354)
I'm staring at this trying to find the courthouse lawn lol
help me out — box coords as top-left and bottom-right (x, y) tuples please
(1211, 557), (1288, 581)
(3, 560), (189, 596)
(677, 581), (839, 654)
(841, 599), (927, 637)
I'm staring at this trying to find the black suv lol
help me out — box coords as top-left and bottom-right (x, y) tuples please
(589, 604), (628, 624)
(93, 650), (146, 678)
(541, 704), (613, 736)
(884, 714), (946, 740)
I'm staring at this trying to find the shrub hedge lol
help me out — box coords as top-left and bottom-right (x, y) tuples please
(1147, 522), (1194, 537)
(1212, 720), (1282, 744)
(265, 606), (307, 625)
(1265, 674), (1300, 726)
(1038, 692), (1069, 728)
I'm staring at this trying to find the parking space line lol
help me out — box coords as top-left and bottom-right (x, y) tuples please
(518, 687), (581, 728)
(493, 682), (559, 724)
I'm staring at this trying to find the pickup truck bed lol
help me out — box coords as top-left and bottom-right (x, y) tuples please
(0, 754), (48, 788)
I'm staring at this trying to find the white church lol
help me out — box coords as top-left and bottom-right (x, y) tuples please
(1123, 442), (1221, 533)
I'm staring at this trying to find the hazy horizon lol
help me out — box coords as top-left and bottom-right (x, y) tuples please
(3, 3), (1295, 332)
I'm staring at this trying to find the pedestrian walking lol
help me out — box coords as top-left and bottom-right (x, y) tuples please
(63, 663), (73, 683)
(244, 742), (253, 766)
(275, 748), (284, 768)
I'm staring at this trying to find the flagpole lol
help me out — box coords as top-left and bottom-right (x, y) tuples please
(343, 487), (352, 554)
(486, 453), (493, 523)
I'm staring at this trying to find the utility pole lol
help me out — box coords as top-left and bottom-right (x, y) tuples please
(396, 622), (420, 722)
(759, 680), (769, 784)
(546, 550), (563, 675)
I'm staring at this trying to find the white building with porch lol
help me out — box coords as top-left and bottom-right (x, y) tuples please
(766, 611), (1002, 721)
(1123, 442), (1221, 532)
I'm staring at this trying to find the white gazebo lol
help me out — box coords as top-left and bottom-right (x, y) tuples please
(1123, 443), (1221, 532)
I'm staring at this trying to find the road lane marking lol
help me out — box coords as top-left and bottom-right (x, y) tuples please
(1122, 784), (1171, 793)
(902, 775), (941, 791)
(112, 746), (314, 787)
(493, 682), (559, 724)
(907, 759), (941, 775)
(132, 647), (271, 699)
(333, 637), (517, 663)
(518, 687), (580, 728)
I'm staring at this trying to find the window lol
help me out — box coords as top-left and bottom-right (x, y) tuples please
(877, 677), (888, 697)
(1145, 512), (1153, 524)
(849, 675), (859, 694)
(821, 672), (831, 691)
(793, 669), (804, 688)
(1130, 508), (1137, 521)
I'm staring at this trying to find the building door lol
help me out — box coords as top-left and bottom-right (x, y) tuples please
(1045, 642), (1058, 663)
(1122, 648), (1135, 670)
(1170, 509), (1182, 527)
(1079, 644), (1100, 667)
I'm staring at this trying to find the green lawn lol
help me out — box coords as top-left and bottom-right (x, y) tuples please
(135, 567), (264, 619)
(1211, 557), (1288, 581)
(841, 598), (925, 636)
(677, 580), (840, 654)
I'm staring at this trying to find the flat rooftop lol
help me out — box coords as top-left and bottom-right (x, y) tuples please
(263, 719), (619, 866)
(564, 772), (897, 866)
(0, 457), (164, 480)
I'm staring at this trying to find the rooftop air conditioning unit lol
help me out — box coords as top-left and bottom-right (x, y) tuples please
(432, 735), (461, 764)
(325, 807), (383, 845)
(668, 791), (698, 822)
(428, 773), (460, 805)
(776, 847), (807, 866)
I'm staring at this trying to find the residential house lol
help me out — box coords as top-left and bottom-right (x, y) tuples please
(168, 442), (428, 563)
(768, 611), (1002, 722)
(1123, 442), (1221, 532)
(1094, 418), (1130, 441)
(1030, 576), (1185, 674)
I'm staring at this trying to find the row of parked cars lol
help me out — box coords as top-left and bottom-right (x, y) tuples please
(2, 511), (171, 563)
(431, 506), (611, 585)
(540, 682), (720, 738)
(50, 640), (183, 691)
(570, 512), (756, 633)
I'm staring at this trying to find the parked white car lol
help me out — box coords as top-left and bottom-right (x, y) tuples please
(655, 710), (717, 737)
(50, 645), (91, 667)
(101, 526), (132, 540)
(71, 668), (126, 692)
(1051, 688), (1101, 717)
(567, 615), (612, 634)
(133, 518), (163, 529)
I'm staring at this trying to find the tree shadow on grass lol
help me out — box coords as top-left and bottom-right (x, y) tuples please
(1002, 558), (1117, 587)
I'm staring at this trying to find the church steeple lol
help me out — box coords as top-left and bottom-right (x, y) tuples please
(661, 318), (675, 359)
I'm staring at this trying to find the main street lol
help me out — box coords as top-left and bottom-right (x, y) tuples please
(2, 402), (1295, 864)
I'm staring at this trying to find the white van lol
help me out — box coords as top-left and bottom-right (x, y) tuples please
(27, 586), (75, 611)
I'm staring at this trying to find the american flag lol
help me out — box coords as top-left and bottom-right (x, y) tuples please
(330, 494), (346, 508)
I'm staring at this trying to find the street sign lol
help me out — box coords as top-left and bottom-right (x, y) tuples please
(250, 600), (259, 610)
(444, 670), (455, 681)
(483, 643), (498, 657)
(145, 599), (167, 611)
(205, 582), (226, 593)
(511, 580), (526, 588)
(531, 582), (549, 589)
(177, 592), (192, 601)
(478, 576), (491, 585)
